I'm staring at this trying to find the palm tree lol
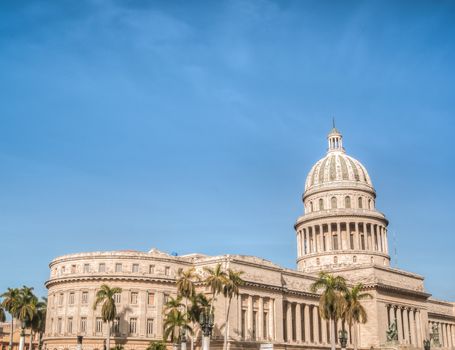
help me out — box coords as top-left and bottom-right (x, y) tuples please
(164, 296), (184, 317)
(187, 293), (211, 350)
(222, 270), (244, 350)
(0, 305), (6, 322)
(176, 268), (197, 350)
(203, 264), (227, 315)
(310, 272), (347, 350)
(93, 284), (122, 350)
(28, 297), (47, 350)
(14, 287), (37, 350)
(1, 287), (20, 350)
(340, 283), (372, 350)
(163, 310), (192, 350)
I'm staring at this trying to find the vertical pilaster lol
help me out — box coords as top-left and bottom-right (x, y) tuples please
(274, 295), (284, 342)
(410, 310), (416, 346)
(397, 307), (404, 343)
(313, 305), (320, 344)
(269, 298), (275, 341)
(156, 291), (164, 338)
(304, 304), (311, 344)
(321, 318), (328, 345)
(415, 310), (422, 346)
(403, 308), (410, 344)
(296, 304), (302, 343)
(247, 295), (253, 340)
(286, 302), (292, 342)
(258, 297), (264, 341)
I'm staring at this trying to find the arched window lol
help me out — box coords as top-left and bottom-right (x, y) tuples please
(310, 201), (314, 212)
(368, 199), (372, 209)
(331, 196), (337, 209)
(345, 196), (351, 208)
(358, 197), (363, 209)
(319, 198), (324, 210)
(316, 258), (320, 265)
(353, 256), (357, 263)
(334, 256), (338, 264)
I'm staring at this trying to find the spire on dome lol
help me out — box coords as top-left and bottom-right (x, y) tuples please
(327, 121), (344, 152)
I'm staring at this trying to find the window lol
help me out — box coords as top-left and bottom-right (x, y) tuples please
(71, 265), (76, 273)
(149, 265), (155, 274)
(147, 319), (154, 336)
(331, 196), (337, 209)
(309, 201), (314, 212)
(129, 318), (137, 334)
(112, 317), (120, 334)
(353, 256), (357, 263)
(361, 234), (366, 250)
(81, 291), (88, 304)
(147, 292), (155, 305)
(115, 263), (122, 273)
(61, 266), (65, 274)
(132, 264), (139, 273)
(350, 234), (354, 250)
(67, 317), (73, 334)
(316, 258), (320, 265)
(164, 294), (169, 303)
(368, 199), (372, 209)
(83, 264), (90, 273)
(334, 256), (338, 264)
(241, 310), (246, 339)
(58, 293), (64, 306)
(345, 196), (351, 209)
(164, 266), (170, 276)
(96, 318), (103, 333)
(50, 318), (53, 335)
(263, 312), (268, 339)
(57, 318), (62, 334)
(80, 317), (87, 333)
(358, 197), (363, 209)
(333, 234), (339, 250)
(69, 292), (75, 305)
(114, 293), (121, 304)
(98, 263), (106, 273)
(130, 292), (138, 304)
(319, 198), (324, 210)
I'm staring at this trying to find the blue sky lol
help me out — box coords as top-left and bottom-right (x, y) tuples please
(0, 0), (454, 300)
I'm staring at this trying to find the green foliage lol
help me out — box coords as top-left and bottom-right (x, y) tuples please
(146, 341), (166, 350)
(310, 272), (347, 321)
(110, 345), (124, 350)
(93, 284), (122, 323)
(163, 310), (192, 344)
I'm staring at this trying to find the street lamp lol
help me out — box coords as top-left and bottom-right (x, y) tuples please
(19, 321), (26, 350)
(76, 336), (83, 350)
(180, 329), (187, 350)
(199, 311), (214, 350)
(338, 330), (348, 350)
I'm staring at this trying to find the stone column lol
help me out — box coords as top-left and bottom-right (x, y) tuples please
(269, 298), (275, 341)
(337, 222), (341, 250)
(388, 305), (395, 326)
(156, 291), (164, 338)
(397, 307), (404, 343)
(297, 231), (302, 258)
(313, 306), (320, 344)
(274, 295), (284, 342)
(355, 222), (360, 250)
(314, 225), (319, 253)
(415, 310), (422, 346)
(403, 308), (410, 344)
(319, 225), (324, 252)
(286, 302), (292, 342)
(258, 297), (264, 341)
(237, 294), (243, 339)
(321, 318), (328, 345)
(451, 324), (455, 348)
(247, 295), (253, 340)
(410, 310), (416, 346)
(304, 304), (311, 344)
(295, 304), (302, 343)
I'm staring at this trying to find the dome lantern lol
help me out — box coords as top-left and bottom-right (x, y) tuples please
(327, 120), (344, 153)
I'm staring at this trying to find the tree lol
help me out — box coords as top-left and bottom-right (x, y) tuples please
(29, 297), (47, 350)
(0, 305), (6, 323)
(1, 287), (20, 350)
(340, 283), (372, 350)
(93, 284), (122, 350)
(146, 341), (166, 350)
(310, 272), (347, 350)
(164, 296), (184, 317)
(163, 310), (192, 350)
(222, 270), (244, 350)
(187, 293), (211, 350)
(203, 264), (227, 315)
(15, 287), (37, 350)
(176, 268), (197, 350)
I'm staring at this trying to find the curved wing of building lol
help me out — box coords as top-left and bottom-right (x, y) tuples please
(44, 128), (455, 350)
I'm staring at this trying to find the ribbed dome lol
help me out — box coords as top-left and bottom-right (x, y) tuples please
(305, 152), (373, 191)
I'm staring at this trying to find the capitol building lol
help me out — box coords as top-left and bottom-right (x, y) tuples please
(44, 128), (455, 350)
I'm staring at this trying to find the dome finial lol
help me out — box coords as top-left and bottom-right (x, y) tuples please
(327, 120), (344, 153)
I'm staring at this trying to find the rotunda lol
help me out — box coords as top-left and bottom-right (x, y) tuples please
(295, 127), (390, 272)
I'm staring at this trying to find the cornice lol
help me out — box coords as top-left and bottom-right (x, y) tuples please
(45, 275), (176, 289)
(295, 210), (388, 228)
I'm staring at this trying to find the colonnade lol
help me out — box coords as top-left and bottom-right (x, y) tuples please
(387, 305), (423, 346)
(282, 301), (352, 345)
(238, 294), (275, 341)
(429, 321), (455, 348)
(297, 221), (388, 257)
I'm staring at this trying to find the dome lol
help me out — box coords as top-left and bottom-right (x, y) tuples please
(305, 152), (373, 191)
(304, 127), (373, 193)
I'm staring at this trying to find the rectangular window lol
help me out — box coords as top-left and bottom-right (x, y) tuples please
(147, 292), (155, 305)
(115, 263), (122, 272)
(241, 310), (246, 339)
(57, 318), (62, 334)
(333, 234), (339, 250)
(96, 318), (103, 333)
(149, 265), (155, 274)
(80, 317), (87, 333)
(69, 292), (75, 305)
(114, 293), (121, 304)
(252, 311), (257, 340)
(146, 318), (154, 336)
(98, 263), (106, 273)
(61, 266), (65, 274)
(163, 293), (169, 303)
(132, 264), (139, 273)
(83, 264), (90, 273)
(263, 312), (268, 339)
(164, 266), (170, 276)
(67, 317), (73, 334)
(129, 318), (137, 334)
(81, 291), (88, 304)
(50, 318), (54, 335)
(71, 265), (76, 273)
(112, 317), (120, 334)
(58, 293), (64, 306)
(130, 292), (138, 304)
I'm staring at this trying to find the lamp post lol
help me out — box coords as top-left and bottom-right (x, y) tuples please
(19, 321), (26, 350)
(199, 311), (214, 350)
(180, 329), (187, 350)
(338, 330), (348, 350)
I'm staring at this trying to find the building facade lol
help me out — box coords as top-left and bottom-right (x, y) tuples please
(43, 128), (455, 350)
